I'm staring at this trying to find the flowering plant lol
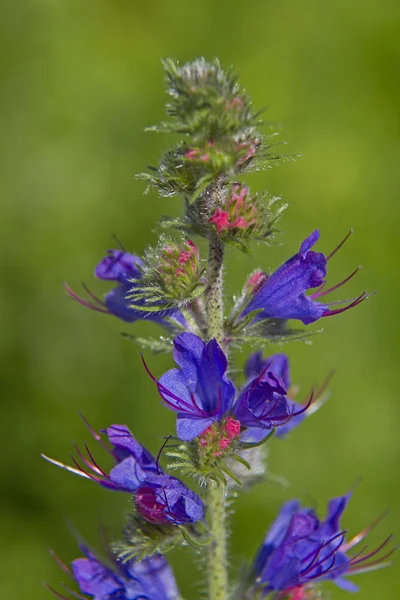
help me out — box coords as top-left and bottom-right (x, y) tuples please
(43, 59), (393, 600)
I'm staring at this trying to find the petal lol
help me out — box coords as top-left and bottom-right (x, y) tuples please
(242, 232), (328, 325)
(106, 281), (170, 324)
(158, 369), (197, 413)
(244, 351), (265, 380)
(334, 577), (359, 592)
(105, 283), (141, 322)
(321, 493), (352, 537)
(299, 229), (320, 258)
(173, 333), (206, 377)
(268, 354), (291, 389)
(192, 338), (234, 414)
(239, 426), (272, 443)
(106, 424), (144, 457)
(176, 415), (215, 440)
(95, 250), (142, 281)
(127, 555), (179, 600)
(72, 556), (122, 597)
(108, 455), (148, 491)
(274, 400), (307, 438)
(184, 494), (205, 521)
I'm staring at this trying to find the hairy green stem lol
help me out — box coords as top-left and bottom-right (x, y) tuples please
(206, 229), (228, 600)
(207, 481), (228, 600)
(206, 231), (224, 343)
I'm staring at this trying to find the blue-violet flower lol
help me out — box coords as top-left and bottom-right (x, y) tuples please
(43, 422), (204, 525)
(244, 352), (308, 439)
(242, 230), (365, 325)
(149, 332), (236, 441)
(64, 249), (184, 326)
(146, 333), (310, 442)
(53, 546), (178, 600)
(253, 493), (394, 596)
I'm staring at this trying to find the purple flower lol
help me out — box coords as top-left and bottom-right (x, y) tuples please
(56, 546), (179, 600)
(146, 334), (309, 443)
(242, 230), (365, 325)
(148, 333), (236, 441)
(64, 249), (184, 326)
(253, 494), (394, 596)
(135, 474), (204, 525)
(234, 353), (311, 443)
(42, 422), (204, 526)
(244, 352), (307, 439)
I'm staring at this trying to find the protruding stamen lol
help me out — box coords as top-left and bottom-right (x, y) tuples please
(311, 266), (361, 299)
(63, 283), (109, 314)
(78, 413), (112, 455)
(141, 355), (201, 413)
(323, 292), (367, 317)
(61, 583), (88, 600)
(156, 436), (171, 475)
(301, 531), (346, 574)
(290, 391), (314, 419)
(348, 535), (394, 568)
(326, 229), (353, 261)
(112, 233), (127, 252)
(70, 454), (104, 484)
(307, 554), (336, 580)
(49, 550), (72, 576)
(41, 454), (91, 480)
(342, 510), (390, 552)
(349, 552), (396, 575)
(44, 583), (70, 600)
(81, 283), (106, 307)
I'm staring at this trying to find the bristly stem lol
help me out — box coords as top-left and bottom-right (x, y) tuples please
(206, 228), (228, 600)
(207, 480), (229, 600)
(206, 230), (224, 344)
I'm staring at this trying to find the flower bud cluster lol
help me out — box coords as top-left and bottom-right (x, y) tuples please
(127, 237), (206, 313)
(156, 58), (256, 139)
(199, 417), (241, 459)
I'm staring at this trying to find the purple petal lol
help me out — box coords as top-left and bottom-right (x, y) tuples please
(176, 415), (215, 441)
(108, 455), (149, 491)
(239, 426), (273, 443)
(274, 399), (307, 438)
(95, 250), (142, 281)
(106, 424), (146, 457)
(127, 555), (179, 600)
(173, 332), (206, 377)
(242, 231), (328, 325)
(335, 577), (359, 592)
(72, 555), (121, 597)
(299, 229), (320, 258)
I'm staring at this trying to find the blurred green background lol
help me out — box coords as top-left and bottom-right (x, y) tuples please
(1, 0), (399, 598)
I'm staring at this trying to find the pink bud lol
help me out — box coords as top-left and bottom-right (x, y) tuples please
(245, 271), (268, 294)
(185, 149), (198, 160)
(223, 417), (241, 440)
(231, 216), (248, 229)
(209, 209), (230, 233)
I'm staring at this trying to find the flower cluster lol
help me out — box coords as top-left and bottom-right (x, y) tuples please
(50, 547), (178, 600)
(251, 494), (394, 597)
(146, 332), (311, 443)
(45, 58), (391, 600)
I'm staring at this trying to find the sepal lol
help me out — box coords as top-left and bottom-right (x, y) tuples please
(112, 511), (208, 563)
(121, 333), (174, 354)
